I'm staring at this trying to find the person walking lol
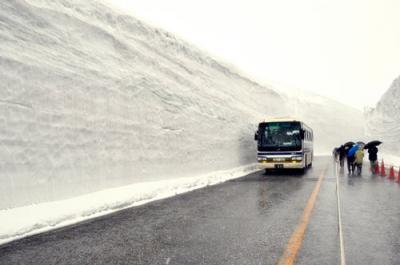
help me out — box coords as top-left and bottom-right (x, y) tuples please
(354, 147), (365, 175)
(338, 145), (346, 168)
(346, 147), (355, 175)
(332, 147), (339, 160)
(368, 146), (378, 174)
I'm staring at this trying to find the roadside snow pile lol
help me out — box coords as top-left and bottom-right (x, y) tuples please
(365, 75), (400, 156)
(0, 164), (257, 246)
(380, 154), (400, 168)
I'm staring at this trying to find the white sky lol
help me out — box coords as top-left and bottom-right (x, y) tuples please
(106, 0), (400, 110)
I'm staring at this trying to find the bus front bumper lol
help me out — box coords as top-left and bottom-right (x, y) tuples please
(257, 161), (304, 169)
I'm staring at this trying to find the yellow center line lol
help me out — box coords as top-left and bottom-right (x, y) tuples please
(277, 171), (326, 265)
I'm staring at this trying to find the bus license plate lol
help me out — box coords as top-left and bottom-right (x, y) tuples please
(275, 164), (284, 169)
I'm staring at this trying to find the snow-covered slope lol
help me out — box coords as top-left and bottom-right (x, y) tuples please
(0, 0), (368, 244)
(0, 0), (365, 212)
(365, 75), (400, 155)
(0, 0), (288, 210)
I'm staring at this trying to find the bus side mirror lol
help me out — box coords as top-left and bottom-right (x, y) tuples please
(254, 131), (258, 141)
(300, 129), (305, 140)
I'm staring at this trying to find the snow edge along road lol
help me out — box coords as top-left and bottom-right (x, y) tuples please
(0, 164), (259, 246)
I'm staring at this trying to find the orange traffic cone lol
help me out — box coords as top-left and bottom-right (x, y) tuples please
(397, 167), (400, 183)
(388, 166), (395, 179)
(381, 160), (386, 177)
(374, 161), (380, 175)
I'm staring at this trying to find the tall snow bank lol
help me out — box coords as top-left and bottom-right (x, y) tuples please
(0, 0), (286, 209)
(0, 0), (366, 212)
(365, 75), (400, 155)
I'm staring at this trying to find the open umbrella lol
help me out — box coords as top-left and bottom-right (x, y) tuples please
(364, 140), (382, 149)
(344, 141), (355, 147)
(348, 144), (359, 157)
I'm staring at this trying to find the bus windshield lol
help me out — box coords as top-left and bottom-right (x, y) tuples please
(258, 122), (302, 151)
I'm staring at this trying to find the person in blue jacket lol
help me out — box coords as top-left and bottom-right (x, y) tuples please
(347, 145), (357, 175)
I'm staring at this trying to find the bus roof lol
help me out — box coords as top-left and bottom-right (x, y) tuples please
(260, 118), (313, 132)
(263, 117), (300, 122)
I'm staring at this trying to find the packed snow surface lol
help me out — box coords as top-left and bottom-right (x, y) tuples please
(366, 75), (400, 160)
(0, 0), (364, 244)
(0, 0), (287, 210)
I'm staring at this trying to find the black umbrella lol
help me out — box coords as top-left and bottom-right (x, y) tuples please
(344, 141), (355, 147)
(364, 140), (382, 149)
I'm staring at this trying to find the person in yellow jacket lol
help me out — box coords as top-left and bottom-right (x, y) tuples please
(354, 147), (365, 175)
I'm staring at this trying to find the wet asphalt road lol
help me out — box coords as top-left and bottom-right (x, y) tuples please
(1, 156), (400, 265)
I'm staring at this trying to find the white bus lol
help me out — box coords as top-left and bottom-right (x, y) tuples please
(254, 118), (313, 172)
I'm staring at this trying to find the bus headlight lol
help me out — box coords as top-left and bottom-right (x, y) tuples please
(292, 156), (303, 161)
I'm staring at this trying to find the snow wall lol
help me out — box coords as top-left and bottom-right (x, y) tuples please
(0, 0), (364, 210)
(365, 75), (400, 155)
(0, 0), (287, 209)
